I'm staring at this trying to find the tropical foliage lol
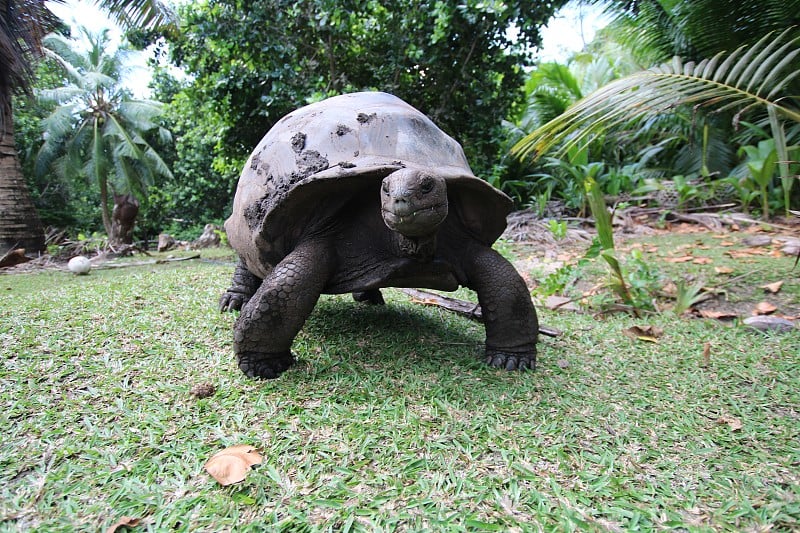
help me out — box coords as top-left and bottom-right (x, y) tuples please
(513, 30), (800, 160)
(10, 0), (800, 252)
(0, 0), (173, 254)
(147, 0), (569, 229)
(35, 28), (172, 245)
(508, 0), (800, 217)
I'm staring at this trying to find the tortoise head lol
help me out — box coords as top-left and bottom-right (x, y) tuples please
(380, 168), (448, 237)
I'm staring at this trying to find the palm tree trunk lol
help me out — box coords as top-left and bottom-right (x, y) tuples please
(0, 95), (45, 256)
(110, 193), (139, 246)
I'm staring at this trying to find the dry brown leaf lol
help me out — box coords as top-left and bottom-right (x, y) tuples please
(661, 281), (678, 297)
(622, 325), (664, 343)
(701, 342), (711, 367)
(105, 516), (141, 533)
(714, 266), (734, 274)
(753, 302), (778, 315)
(698, 309), (738, 319)
(692, 257), (713, 265)
(719, 240), (736, 246)
(205, 445), (263, 486)
(726, 247), (768, 258)
(760, 281), (784, 294)
(664, 256), (695, 263)
(716, 415), (743, 431)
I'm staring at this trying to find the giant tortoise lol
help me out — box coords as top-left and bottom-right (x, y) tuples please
(220, 92), (538, 378)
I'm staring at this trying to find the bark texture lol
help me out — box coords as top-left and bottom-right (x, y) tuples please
(0, 97), (45, 255)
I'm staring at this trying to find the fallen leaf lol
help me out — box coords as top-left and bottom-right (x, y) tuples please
(726, 247), (768, 258)
(753, 302), (778, 315)
(698, 309), (738, 319)
(715, 415), (743, 431)
(205, 445), (263, 486)
(714, 266), (734, 274)
(719, 240), (736, 246)
(622, 325), (664, 342)
(692, 257), (713, 264)
(105, 516), (140, 533)
(661, 281), (678, 297)
(760, 281), (784, 294)
(664, 256), (695, 263)
(701, 342), (711, 367)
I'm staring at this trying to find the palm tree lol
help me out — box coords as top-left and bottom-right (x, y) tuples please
(513, 29), (800, 159)
(36, 28), (172, 246)
(512, 2), (800, 215)
(0, 0), (172, 256)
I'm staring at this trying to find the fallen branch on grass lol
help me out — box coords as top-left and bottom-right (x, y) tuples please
(399, 288), (561, 338)
(92, 254), (201, 269)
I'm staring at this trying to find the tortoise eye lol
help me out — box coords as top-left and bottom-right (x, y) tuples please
(381, 181), (389, 194)
(420, 178), (434, 193)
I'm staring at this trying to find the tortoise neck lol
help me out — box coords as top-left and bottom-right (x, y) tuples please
(392, 232), (436, 261)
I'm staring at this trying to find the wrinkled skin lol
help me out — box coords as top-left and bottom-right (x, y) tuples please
(221, 168), (538, 379)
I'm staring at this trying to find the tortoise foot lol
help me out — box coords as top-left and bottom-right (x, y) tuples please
(219, 291), (250, 312)
(485, 349), (536, 371)
(352, 289), (385, 305)
(237, 351), (295, 379)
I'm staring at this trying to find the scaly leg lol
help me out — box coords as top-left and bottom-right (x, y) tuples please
(219, 259), (263, 312)
(462, 245), (538, 370)
(233, 241), (331, 378)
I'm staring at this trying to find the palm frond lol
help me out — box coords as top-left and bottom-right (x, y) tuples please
(0, 0), (62, 125)
(42, 33), (89, 72)
(37, 86), (85, 105)
(512, 28), (800, 161)
(93, 0), (175, 30)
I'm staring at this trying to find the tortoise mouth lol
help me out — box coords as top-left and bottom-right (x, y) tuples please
(382, 203), (448, 236)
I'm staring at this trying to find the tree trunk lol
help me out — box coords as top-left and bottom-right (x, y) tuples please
(110, 193), (139, 246)
(0, 95), (45, 256)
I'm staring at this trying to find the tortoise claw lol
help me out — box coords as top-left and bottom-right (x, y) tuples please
(485, 349), (536, 371)
(219, 292), (249, 313)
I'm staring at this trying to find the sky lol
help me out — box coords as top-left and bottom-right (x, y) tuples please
(45, 0), (610, 99)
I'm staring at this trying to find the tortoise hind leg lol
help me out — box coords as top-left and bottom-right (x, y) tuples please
(234, 241), (332, 378)
(220, 259), (263, 312)
(352, 289), (385, 305)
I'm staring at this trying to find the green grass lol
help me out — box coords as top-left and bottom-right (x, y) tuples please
(1, 247), (799, 532)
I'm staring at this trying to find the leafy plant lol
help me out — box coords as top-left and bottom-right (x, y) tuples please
(738, 139), (779, 219)
(537, 263), (579, 297)
(584, 178), (662, 313)
(512, 29), (800, 171)
(547, 219), (568, 240)
(673, 278), (708, 315)
(721, 175), (760, 211)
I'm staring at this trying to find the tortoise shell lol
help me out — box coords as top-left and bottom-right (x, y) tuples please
(225, 92), (512, 278)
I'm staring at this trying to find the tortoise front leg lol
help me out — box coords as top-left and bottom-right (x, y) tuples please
(220, 259), (263, 312)
(233, 241), (332, 379)
(462, 245), (538, 370)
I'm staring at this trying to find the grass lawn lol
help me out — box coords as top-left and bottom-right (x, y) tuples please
(1, 235), (798, 532)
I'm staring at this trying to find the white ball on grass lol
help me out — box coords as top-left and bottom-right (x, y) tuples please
(67, 256), (92, 275)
